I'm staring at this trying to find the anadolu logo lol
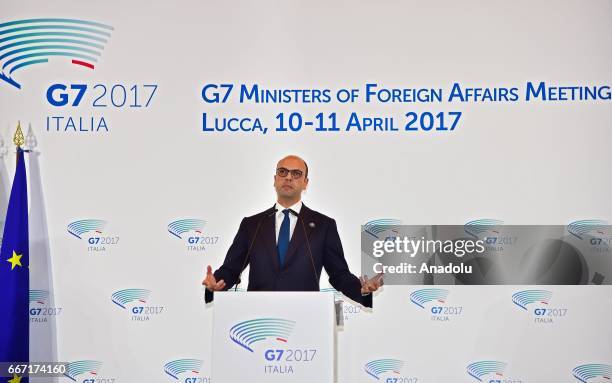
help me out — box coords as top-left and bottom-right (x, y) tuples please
(68, 219), (119, 253)
(363, 218), (402, 240)
(568, 220), (611, 252)
(464, 219), (514, 251)
(320, 287), (362, 320)
(511, 290), (568, 324)
(0, 18), (113, 90)
(63, 360), (108, 382)
(229, 317), (316, 375)
(364, 359), (417, 382)
(167, 218), (220, 252)
(164, 359), (209, 383)
(572, 364), (612, 383)
(410, 288), (462, 322)
(466, 360), (522, 383)
(29, 289), (62, 323)
(111, 288), (164, 321)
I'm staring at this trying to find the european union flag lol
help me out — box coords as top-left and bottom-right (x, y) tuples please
(0, 148), (29, 372)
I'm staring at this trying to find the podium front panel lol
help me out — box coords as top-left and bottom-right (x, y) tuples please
(212, 291), (335, 383)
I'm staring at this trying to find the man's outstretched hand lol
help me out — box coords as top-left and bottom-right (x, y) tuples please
(202, 265), (226, 292)
(360, 272), (384, 295)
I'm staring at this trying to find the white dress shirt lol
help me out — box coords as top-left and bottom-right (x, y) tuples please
(274, 201), (302, 244)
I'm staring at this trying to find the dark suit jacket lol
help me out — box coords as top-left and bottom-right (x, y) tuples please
(205, 204), (372, 307)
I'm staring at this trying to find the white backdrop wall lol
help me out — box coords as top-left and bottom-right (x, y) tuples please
(1, 1), (611, 382)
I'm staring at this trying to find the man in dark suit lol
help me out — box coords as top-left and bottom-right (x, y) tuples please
(202, 155), (382, 307)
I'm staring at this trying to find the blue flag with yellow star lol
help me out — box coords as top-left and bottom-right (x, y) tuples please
(0, 147), (29, 370)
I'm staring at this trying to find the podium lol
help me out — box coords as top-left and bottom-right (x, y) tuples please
(211, 291), (336, 382)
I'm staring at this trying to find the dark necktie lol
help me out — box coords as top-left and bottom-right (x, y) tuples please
(277, 209), (290, 267)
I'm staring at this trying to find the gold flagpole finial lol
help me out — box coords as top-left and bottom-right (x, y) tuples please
(13, 121), (24, 148)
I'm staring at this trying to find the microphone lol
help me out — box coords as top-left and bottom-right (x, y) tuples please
(233, 207), (277, 291)
(290, 210), (320, 288)
(294, 212), (342, 327)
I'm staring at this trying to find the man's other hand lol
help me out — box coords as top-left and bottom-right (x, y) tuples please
(202, 265), (226, 292)
(360, 272), (384, 295)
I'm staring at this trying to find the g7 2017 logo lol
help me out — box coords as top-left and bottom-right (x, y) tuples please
(229, 317), (317, 375)
(364, 359), (418, 382)
(167, 219), (220, 253)
(467, 361), (522, 383)
(464, 219), (516, 252)
(568, 220), (611, 253)
(164, 359), (209, 383)
(410, 288), (463, 322)
(511, 290), (568, 324)
(68, 219), (119, 253)
(572, 364), (612, 383)
(29, 289), (62, 323)
(111, 288), (163, 322)
(64, 360), (116, 383)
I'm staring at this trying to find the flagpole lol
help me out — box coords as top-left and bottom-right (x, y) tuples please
(13, 120), (24, 162)
(0, 120), (30, 381)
